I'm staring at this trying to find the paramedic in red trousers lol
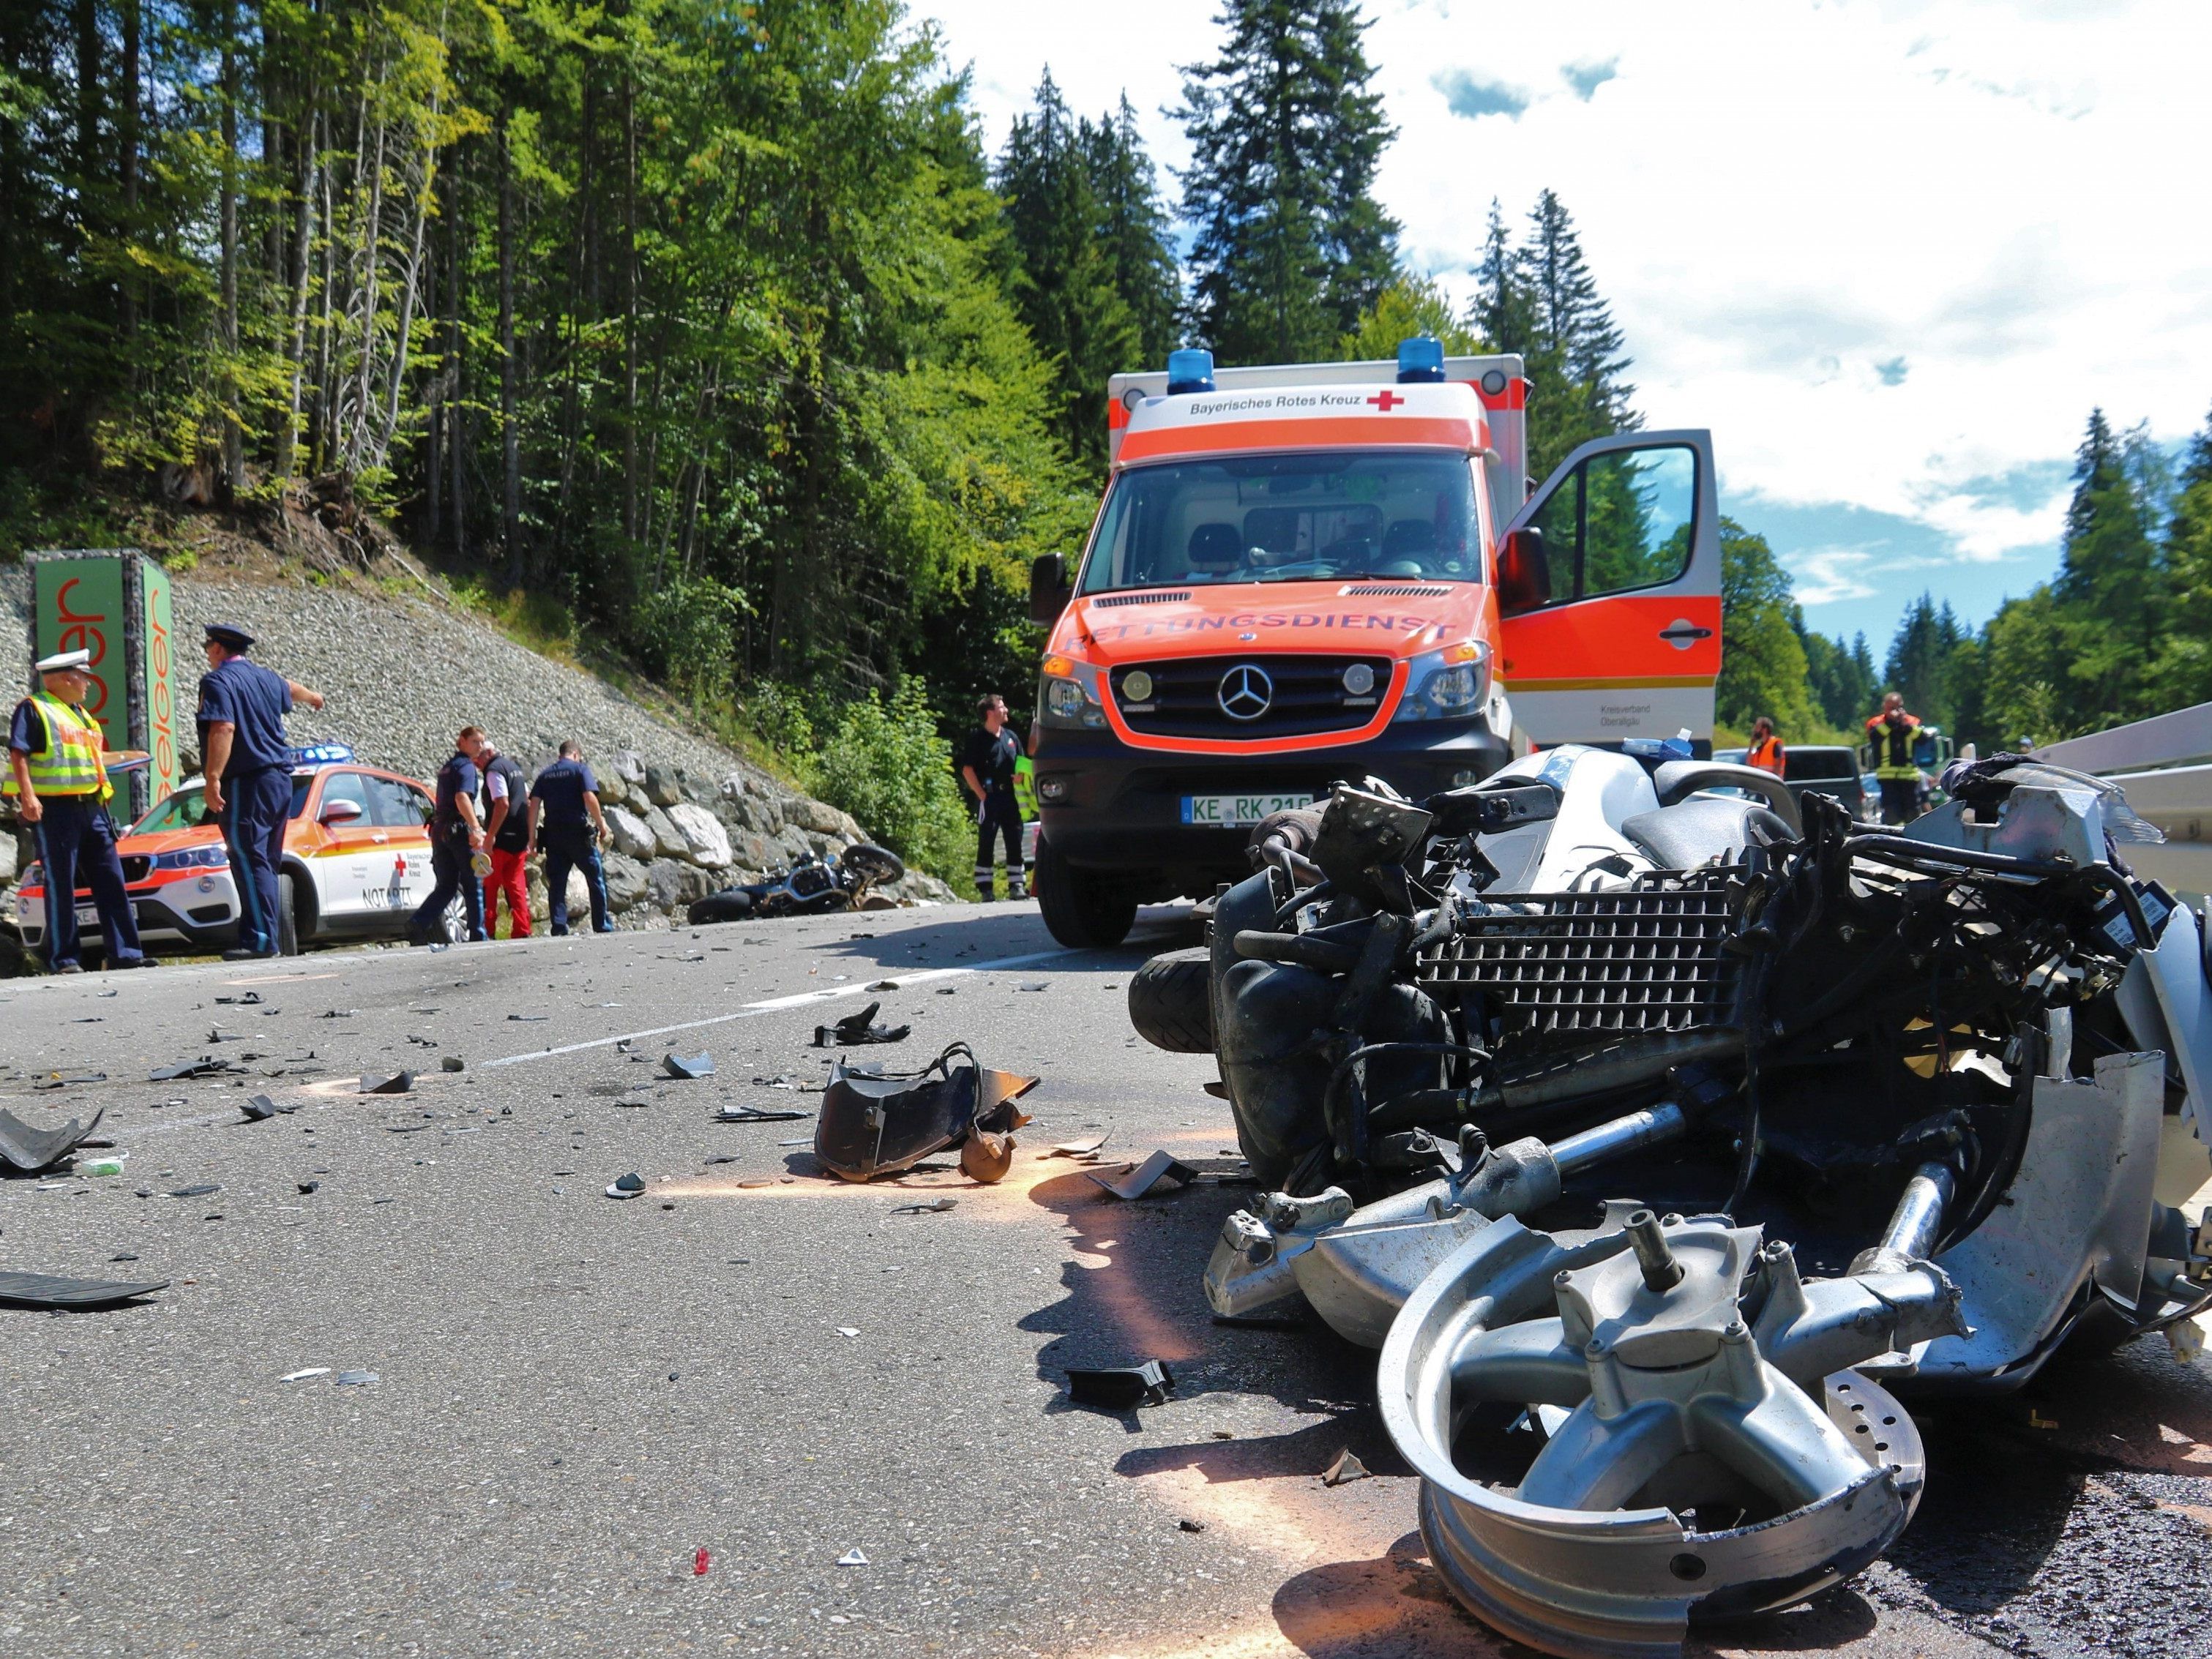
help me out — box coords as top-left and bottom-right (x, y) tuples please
(6, 648), (153, 973)
(474, 734), (533, 938)
(960, 693), (1027, 900)
(198, 623), (326, 961)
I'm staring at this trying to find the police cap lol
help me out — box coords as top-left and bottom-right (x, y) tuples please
(34, 648), (92, 675)
(203, 623), (255, 653)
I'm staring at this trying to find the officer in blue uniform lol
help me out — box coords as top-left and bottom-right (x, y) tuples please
(196, 623), (326, 960)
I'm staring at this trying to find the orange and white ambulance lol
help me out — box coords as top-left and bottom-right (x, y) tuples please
(1025, 337), (1723, 946)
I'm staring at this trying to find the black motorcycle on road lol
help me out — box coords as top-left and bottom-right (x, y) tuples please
(686, 842), (907, 925)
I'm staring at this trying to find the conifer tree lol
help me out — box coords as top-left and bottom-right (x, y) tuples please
(1084, 96), (1182, 369)
(1176, 0), (1399, 363)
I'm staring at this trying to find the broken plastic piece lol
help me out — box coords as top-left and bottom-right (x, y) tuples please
(508, 1014), (548, 1022)
(167, 1183), (220, 1198)
(606, 1172), (646, 1199)
(1322, 1450), (1370, 1486)
(281, 1367), (331, 1382)
(441, 1055), (466, 1073)
(0, 1106), (106, 1174)
(1047, 1136), (1109, 1158)
(1066, 1360), (1176, 1412)
(664, 1052), (715, 1079)
(693, 1546), (710, 1576)
(836, 1548), (868, 1567)
(149, 1057), (236, 1080)
(812, 1001), (913, 1047)
(240, 1093), (301, 1121)
(216, 992), (263, 1005)
(892, 1197), (959, 1214)
(814, 1042), (1037, 1183)
(360, 1071), (415, 1095)
(0, 1271), (168, 1309)
(1087, 1150), (1197, 1202)
(714, 1104), (810, 1123)
(335, 1370), (379, 1385)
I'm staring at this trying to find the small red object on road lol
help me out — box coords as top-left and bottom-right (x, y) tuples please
(694, 1547), (710, 1576)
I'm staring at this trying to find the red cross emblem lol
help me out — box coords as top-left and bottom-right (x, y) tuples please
(1368, 389), (1405, 411)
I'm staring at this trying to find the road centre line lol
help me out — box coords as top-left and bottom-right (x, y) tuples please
(482, 945), (1082, 1068)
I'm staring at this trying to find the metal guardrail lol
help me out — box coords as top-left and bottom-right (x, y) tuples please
(2036, 702), (2212, 775)
(2036, 702), (2212, 899)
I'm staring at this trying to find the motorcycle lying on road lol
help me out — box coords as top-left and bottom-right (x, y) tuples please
(687, 842), (906, 926)
(1132, 743), (2212, 1659)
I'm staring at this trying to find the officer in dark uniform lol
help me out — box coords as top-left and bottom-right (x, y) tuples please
(527, 739), (616, 935)
(7, 648), (152, 973)
(197, 623), (326, 961)
(408, 726), (490, 945)
(958, 692), (1028, 901)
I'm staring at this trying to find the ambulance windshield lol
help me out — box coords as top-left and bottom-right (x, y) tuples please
(1077, 451), (1484, 594)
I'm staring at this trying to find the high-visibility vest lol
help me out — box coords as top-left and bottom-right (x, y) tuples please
(1746, 736), (1785, 776)
(3, 693), (111, 802)
(1013, 755), (1039, 822)
(1867, 714), (1920, 780)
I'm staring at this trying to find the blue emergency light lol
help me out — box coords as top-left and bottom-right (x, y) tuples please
(1165, 348), (1216, 395)
(1396, 336), (1446, 383)
(291, 742), (356, 768)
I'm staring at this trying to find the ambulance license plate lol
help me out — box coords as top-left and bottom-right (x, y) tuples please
(1181, 792), (1313, 828)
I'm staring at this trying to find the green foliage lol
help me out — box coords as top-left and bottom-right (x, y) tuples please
(1716, 518), (1823, 740)
(1339, 276), (1481, 360)
(813, 682), (974, 890)
(632, 579), (752, 705)
(1178, 0), (1399, 363)
(1797, 622), (1877, 731)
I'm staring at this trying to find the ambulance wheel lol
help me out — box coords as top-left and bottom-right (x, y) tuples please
(1127, 946), (1214, 1054)
(277, 874), (302, 956)
(1035, 836), (1136, 948)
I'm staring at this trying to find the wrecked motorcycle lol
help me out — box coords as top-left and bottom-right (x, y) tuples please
(1141, 744), (2212, 1659)
(687, 842), (906, 925)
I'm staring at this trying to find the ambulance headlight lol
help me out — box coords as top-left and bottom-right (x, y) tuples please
(1394, 642), (1490, 722)
(1040, 664), (1107, 730)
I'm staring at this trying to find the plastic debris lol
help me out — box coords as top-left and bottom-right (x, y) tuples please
(335, 1370), (379, 1386)
(240, 1093), (300, 1121)
(298, 1180), (321, 1194)
(507, 1014), (548, 1022)
(0, 1271), (168, 1310)
(664, 1052), (715, 1080)
(31, 1071), (108, 1089)
(216, 992), (263, 1005)
(321, 1008), (356, 1019)
(715, 1104), (810, 1123)
(1178, 1518), (1208, 1534)
(836, 1326), (860, 1338)
(1087, 1150), (1197, 1202)
(837, 1549), (868, 1567)
(1047, 1136), (1109, 1158)
(694, 1547), (711, 1577)
(359, 1072), (415, 1095)
(79, 1153), (129, 1177)
(811, 1001), (912, 1048)
(149, 1057), (237, 1081)
(1066, 1360), (1176, 1412)
(892, 1196), (958, 1214)
(167, 1183), (220, 1198)
(0, 1106), (107, 1174)
(208, 1027), (243, 1043)
(606, 1172), (646, 1199)
(281, 1367), (332, 1382)
(1322, 1450), (1371, 1487)
(441, 1055), (466, 1073)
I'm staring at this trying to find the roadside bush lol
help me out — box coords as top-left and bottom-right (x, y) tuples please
(631, 579), (751, 707)
(815, 681), (974, 892)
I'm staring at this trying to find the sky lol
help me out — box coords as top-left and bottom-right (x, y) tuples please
(908, 0), (2212, 656)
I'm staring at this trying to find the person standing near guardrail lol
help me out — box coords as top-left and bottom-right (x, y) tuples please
(1746, 716), (1785, 777)
(960, 692), (1028, 901)
(7, 648), (153, 973)
(1864, 692), (1923, 825)
(198, 623), (326, 960)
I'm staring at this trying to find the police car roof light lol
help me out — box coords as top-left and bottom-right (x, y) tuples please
(1165, 348), (1216, 396)
(1396, 336), (1446, 383)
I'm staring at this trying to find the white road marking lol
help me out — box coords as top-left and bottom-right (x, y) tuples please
(481, 945), (1083, 1068)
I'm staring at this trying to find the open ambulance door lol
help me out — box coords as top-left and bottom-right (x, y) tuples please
(1494, 430), (1722, 753)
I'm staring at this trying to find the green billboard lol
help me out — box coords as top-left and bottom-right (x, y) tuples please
(25, 550), (179, 818)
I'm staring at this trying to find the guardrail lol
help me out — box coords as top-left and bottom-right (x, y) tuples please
(2036, 701), (2212, 899)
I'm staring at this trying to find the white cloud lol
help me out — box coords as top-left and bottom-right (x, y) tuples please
(917, 0), (2212, 615)
(1787, 549), (1883, 605)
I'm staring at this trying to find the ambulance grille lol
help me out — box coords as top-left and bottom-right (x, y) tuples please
(1415, 870), (1743, 1036)
(1342, 583), (1451, 597)
(1091, 591), (1191, 608)
(1110, 655), (1394, 739)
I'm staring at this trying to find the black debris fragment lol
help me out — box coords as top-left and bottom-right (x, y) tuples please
(441, 1055), (466, 1073)
(167, 1184), (220, 1198)
(1066, 1360), (1176, 1412)
(407, 1035), (439, 1048)
(714, 1104), (810, 1124)
(606, 1172), (646, 1199)
(298, 1180), (321, 1194)
(0, 1271), (168, 1310)
(208, 1027), (243, 1043)
(360, 1072), (415, 1095)
(321, 1009), (356, 1019)
(1321, 1450), (1370, 1487)
(216, 992), (263, 1006)
(663, 1052), (715, 1080)
(239, 1094), (302, 1122)
(811, 1001), (912, 1048)
(31, 1071), (108, 1088)
(149, 1057), (236, 1081)
(508, 1014), (548, 1023)
(1178, 1519), (1208, 1534)
(1087, 1150), (1198, 1202)
(892, 1196), (957, 1215)
(0, 1106), (107, 1173)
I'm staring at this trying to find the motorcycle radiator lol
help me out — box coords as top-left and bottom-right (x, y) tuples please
(1414, 869), (1744, 1037)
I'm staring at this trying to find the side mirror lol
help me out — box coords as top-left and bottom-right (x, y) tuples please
(319, 797), (365, 826)
(1029, 554), (1072, 626)
(1496, 527), (1551, 615)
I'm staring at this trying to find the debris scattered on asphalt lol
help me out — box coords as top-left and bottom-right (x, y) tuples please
(359, 1072), (415, 1095)
(714, 1104), (810, 1123)
(335, 1370), (379, 1386)
(1066, 1360), (1176, 1412)
(704, 1155), (741, 1165)
(1017, 983), (1047, 992)
(167, 1184), (220, 1198)
(814, 1044), (1036, 1184)
(406, 1034), (439, 1048)
(1047, 1136), (1109, 1158)
(866, 979), (900, 992)
(217, 992), (264, 1005)
(149, 1057), (237, 1081)
(892, 1197), (958, 1214)
(240, 1093), (300, 1121)
(507, 1014), (548, 1022)
(693, 1547), (710, 1576)
(835, 1326), (860, 1338)
(441, 1055), (466, 1073)
(0, 1106), (107, 1174)
(31, 1071), (108, 1089)
(321, 1008), (356, 1019)
(1178, 1519), (1208, 1534)
(664, 1052), (715, 1079)
(0, 1271), (169, 1310)
(298, 1180), (320, 1194)
(1087, 1150), (1197, 1202)
(280, 1367), (331, 1382)
(836, 1548), (868, 1567)
(78, 1153), (129, 1177)
(753, 1074), (810, 1090)
(208, 1027), (243, 1043)
(110, 1253), (138, 1262)
(1322, 1450), (1371, 1487)
(606, 1172), (646, 1199)
(812, 1001), (911, 1047)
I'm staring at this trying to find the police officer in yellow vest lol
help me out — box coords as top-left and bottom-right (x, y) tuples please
(5, 649), (153, 973)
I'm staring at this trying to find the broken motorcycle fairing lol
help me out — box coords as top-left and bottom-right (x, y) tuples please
(1178, 745), (2212, 1658)
(813, 1042), (1037, 1184)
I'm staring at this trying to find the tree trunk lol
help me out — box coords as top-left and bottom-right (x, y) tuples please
(425, 186), (441, 548)
(120, 0), (139, 342)
(220, 8), (244, 493)
(447, 142), (466, 560)
(622, 71), (639, 547)
(279, 102), (318, 482)
(498, 95), (520, 581)
(75, 0), (100, 240)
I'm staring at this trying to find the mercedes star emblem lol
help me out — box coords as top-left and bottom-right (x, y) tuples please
(1218, 664), (1274, 721)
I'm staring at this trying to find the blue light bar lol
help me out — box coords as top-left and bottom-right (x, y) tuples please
(291, 742), (356, 768)
(1166, 348), (1216, 395)
(1396, 336), (1446, 383)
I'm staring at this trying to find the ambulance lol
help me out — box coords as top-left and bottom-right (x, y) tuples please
(1025, 337), (1722, 946)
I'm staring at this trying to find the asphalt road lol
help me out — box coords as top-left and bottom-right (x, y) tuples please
(2, 905), (2211, 1659)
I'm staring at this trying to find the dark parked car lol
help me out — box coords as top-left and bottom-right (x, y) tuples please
(1716, 744), (1871, 820)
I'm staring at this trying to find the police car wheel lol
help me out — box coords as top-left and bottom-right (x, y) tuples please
(277, 874), (301, 956)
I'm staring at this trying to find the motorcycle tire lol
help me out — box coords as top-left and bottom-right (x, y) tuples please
(841, 842), (906, 885)
(688, 888), (758, 926)
(1127, 945), (1214, 1054)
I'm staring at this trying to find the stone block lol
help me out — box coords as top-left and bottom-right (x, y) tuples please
(665, 802), (733, 868)
(603, 853), (650, 913)
(606, 806), (657, 862)
(643, 804), (689, 859)
(645, 857), (714, 912)
(644, 764), (682, 809)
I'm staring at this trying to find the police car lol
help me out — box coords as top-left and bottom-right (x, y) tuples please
(13, 745), (469, 961)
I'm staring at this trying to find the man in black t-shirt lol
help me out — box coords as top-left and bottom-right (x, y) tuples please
(958, 693), (1027, 901)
